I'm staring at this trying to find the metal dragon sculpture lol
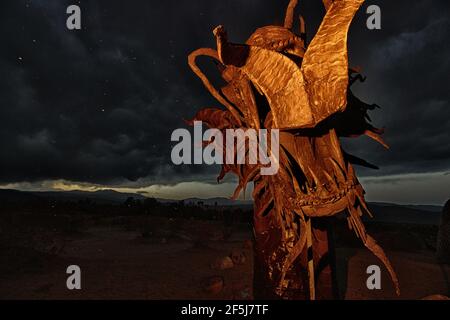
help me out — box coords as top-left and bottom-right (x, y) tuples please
(187, 0), (400, 299)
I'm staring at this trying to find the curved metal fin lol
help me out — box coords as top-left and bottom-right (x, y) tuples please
(240, 47), (314, 129)
(302, 0), (365, 123)
(214, 27), (315, 129)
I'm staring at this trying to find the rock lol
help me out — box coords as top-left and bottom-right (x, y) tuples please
(230, 249), (247, 265)
(232, 282), (252, 300)
(235, 287), (251, 299)
(436, 199), (450, 263)
(203, 276), (224, 294)
(211, 256), (234, 270)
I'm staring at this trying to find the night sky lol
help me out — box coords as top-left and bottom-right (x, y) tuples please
(0, 0), (449, 204)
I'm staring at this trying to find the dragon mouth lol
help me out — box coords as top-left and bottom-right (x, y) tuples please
(289, 181), (361, 217)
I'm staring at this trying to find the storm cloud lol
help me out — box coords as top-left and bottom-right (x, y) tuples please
(0, 0), (449, 202)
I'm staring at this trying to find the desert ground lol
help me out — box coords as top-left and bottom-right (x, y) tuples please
(0, 210), (449, 300)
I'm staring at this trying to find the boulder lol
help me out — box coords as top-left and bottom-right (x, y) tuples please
(211, 256), (234, 270)
(230, 249), (247, 265)
(203, 276), (224, 294)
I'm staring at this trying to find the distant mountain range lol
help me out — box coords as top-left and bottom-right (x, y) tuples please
(158, 197), (253, 207)
(370, 202), (442, 213)
(0, 189), (250, 206)
(366, 203), (442, 225)
(0, 188), (147, 204)
(0, 188), (443, 225)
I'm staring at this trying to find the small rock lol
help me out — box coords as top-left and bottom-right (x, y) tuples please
(211, 256), (234, 270)
(230, 249), (246, 265)
(236, 287), (251, 299)
(232, 282), (252, 300)
(203, 276), (224, 294)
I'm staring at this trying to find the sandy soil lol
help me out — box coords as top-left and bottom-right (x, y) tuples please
(0, 218), (448, 300)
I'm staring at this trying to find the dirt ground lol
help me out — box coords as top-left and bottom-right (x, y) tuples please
(0, 217), (449, 300)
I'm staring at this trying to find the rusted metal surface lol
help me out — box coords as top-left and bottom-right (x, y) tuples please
(187, 0), (399, 299)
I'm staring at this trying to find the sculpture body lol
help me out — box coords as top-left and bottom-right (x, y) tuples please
(188, 0), (399, 299)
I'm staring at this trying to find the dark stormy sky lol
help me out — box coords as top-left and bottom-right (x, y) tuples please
(0, 0), (449, 204)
